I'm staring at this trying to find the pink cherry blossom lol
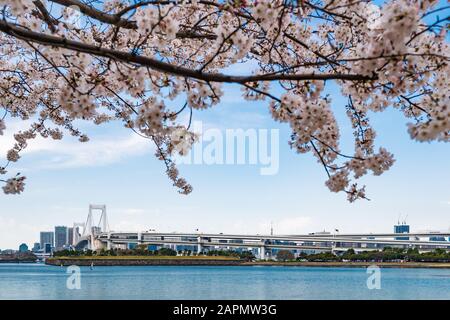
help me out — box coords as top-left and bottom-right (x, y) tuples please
(0, 0), (448, 201)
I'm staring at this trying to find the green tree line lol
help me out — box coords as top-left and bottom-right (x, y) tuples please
(54, 246), (256, 260)
(295, 248), (450, 263)
(55, 246), (450, 263)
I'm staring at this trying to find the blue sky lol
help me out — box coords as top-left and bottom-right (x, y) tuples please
(1, 79), (449, 249)
(0, 1), (449, 249)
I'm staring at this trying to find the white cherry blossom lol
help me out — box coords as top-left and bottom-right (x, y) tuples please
(0, 0), (448, 200)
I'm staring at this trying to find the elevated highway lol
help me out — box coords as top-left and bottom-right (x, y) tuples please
(73, 205), (450, 259)
(93, 231), (450, 259)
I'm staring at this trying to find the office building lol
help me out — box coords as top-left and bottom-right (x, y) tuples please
(18, 243), (28, 252)
(68, 227), (74, 246)
(44, 243), (52, 254)
(55, 226), (68, 250)
(32, 242), (40, 252)
(394, 223), (410, 240)
(40, 231), (54, 248)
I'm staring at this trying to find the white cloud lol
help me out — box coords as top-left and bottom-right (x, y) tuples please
(34, 134), (153, 169)
(0, 217), (44, 249)
(0, 120), (154, 169)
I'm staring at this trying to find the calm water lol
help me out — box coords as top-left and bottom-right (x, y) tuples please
(0, 263), (449, 299)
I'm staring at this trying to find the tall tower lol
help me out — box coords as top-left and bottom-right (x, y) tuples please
(84, 204), (109, 236)
(54, 226), (68, 250)
(40, 231), (54, 248)
(81, 205), (109, 250)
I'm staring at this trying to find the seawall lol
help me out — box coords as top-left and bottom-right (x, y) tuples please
(45, 258), (450, 268)
(46, 258), (243, 266)
(244, 261), (450, 268)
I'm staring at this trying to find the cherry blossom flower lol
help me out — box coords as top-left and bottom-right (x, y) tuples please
(6, 149), (20, 162)
(0, 119), (5, 135)
(170, 127), (199, 156)
(2, 176), (26, 195)
(0, 0), (447, 200)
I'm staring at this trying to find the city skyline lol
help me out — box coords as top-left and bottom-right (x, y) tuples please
(1, 211), (449, 251)
(3, 210), (449, 261)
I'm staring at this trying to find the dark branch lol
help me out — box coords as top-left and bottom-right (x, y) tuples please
(0, 21), (377, 84)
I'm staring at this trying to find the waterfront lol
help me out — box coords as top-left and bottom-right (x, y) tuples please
(0, 264), (449, 300)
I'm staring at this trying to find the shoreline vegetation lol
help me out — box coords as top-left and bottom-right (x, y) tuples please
(43, 247), (450, 268)
(0, 252), (38, 263)
(45, 257), (450, 269)
(246, 261), (450, 268)
(46, 256), (242, 266)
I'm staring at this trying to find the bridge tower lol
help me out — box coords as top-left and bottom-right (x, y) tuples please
(84, 204), (109, 234)
(81, 204), (109, 250)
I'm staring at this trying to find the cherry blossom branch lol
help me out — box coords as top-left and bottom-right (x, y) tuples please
(0, 20), (376, 84)
(32, 0), (58, 32)
(0, 0), (447, 200)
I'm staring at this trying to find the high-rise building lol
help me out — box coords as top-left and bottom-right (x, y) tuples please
(68, 227), (74, 246)
(40, 231), (54, 248)
(394, 223), (410, 240)
(394, 224), (410, 234)
(32, 243), (40, 252)
(19, 243), (28, 252)
(54, 226), (68, 250)
(44, 243), (52, 254)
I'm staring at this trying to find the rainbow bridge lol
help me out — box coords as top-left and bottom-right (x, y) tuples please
(74, 205), (450, 259)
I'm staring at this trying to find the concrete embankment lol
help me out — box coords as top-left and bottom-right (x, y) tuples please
(46, 258), (243, 266)
(0, 260), (37, 263)
(244, 261), (450, 268)
(45, 258), (450, 268)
